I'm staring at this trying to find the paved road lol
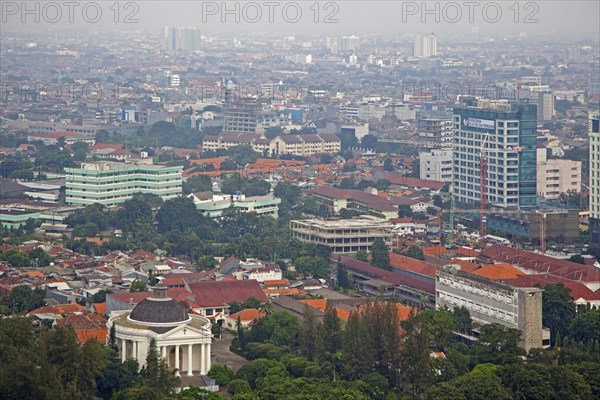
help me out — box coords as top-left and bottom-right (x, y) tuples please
(211, 331), (249, 371)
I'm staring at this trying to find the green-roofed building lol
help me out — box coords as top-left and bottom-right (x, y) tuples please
(64, 161), (182, 206)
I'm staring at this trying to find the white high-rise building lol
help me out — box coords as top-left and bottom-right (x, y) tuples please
(420, 149), (453, 182)
(538, 92), (555, 121)
(590, 112), (600, 249)
(413, 34), (437, 58)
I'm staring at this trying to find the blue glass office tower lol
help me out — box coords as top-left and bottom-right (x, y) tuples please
(452, 102), (537, 210)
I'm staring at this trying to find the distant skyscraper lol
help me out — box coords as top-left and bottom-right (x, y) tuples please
(162, 27), (201, 52)
(537, 92), (555, 121)
(590, 112), (600, 248)
(413, 34), (437, 58)
(452, 100), (537, 209)
(339, 35), (360, 52)
(223, 101), (260, 133)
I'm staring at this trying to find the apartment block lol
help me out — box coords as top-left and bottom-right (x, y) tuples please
(536, 150), (581, 200)
(436, 268), (545, 351)
(65, 162), (182, 206)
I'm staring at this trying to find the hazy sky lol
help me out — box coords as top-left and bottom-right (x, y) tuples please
(2, 1), (599, 38)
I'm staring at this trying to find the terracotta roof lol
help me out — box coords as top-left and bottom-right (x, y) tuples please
(56, 313), (107, 343)
(299, 299), (327, 312)
(262, 279), (290, 286)
(28, 303), (89, 316)
(471, 263), (524, 280)
(448, 258), (481, 273)
(93, 302), (107, 315)
(229, 308), (264, 322)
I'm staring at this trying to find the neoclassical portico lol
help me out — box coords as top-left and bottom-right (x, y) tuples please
(107, 286), (212, 376)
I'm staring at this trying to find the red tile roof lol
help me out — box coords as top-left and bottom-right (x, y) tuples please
(336, 255), (435, 294)
(481, 245), (600, 284)
(506, 274), (600, 302)
(187, 280), (268, 307)
(311, 186), (397, 212)
(389, 253), (440, 278)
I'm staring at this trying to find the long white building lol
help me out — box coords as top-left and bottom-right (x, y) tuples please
(65, 161), (182, 206)
(590, 112), (600, 249)
(436, 268), (545, 351)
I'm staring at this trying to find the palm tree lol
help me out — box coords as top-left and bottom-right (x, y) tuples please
(324, 351), (343, 382)
(258, 301), (274, 316)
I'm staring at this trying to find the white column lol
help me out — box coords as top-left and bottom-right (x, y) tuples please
(205, 343), (211, 374)
(187, 344), (193, 376)
(174, 345), (180, 375)
(200, 343), (206, 375)
(161, 345), (166, 360)
(121, 339), (126, 362)
(132, 341), (137, 360)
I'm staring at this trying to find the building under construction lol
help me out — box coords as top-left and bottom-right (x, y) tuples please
(486, 209), (580, 244)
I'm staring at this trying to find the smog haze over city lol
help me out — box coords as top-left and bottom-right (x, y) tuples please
(1, 1), (600, 400)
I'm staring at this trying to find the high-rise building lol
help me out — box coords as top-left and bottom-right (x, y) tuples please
(413, 34), (437, 58)
(339, 35), (360, 52)
(162, 27), (201, 52)
(536, 148), (581, 200)
(65, 161), (182, 206)
(420, 149), (453, 182)
(537, 92), (555, 121)
(452, 100), (537, 209)
(590, 112), (600, 249)
(223, 101), (260, 133)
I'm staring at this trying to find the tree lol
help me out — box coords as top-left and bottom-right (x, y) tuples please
(8, 285), (45, 313)
(433, 194), (444, 208)
(355, 250), (369, 262)
(370, 238), (391, 270)
(227, 145), (259, 166)
(322, 304), (342, 354)
(473, 323), (525, 365)
(298, 307), (323, 361)
(336, 263), (351, 289)
(361, 134), (378, 149)
(208, 364), (235, 385)
(135, 338), (180, 399)
(569, 308), (600, 343)
(399, 313), (435, 397)
(453, 306), (472, 334)
(183, 175), (213, 194)
(405, 245), (425, 261)
(341, 311), (374, 380)
(156, 197), (203, 233)
(383, 158), (394, 171)
(92, 289), (111, 303)
(497, 364), (556, 400)
(130, 279), (148, 293)
(542, 283), (576, 345)
(398, 204), (413, 217)
(568, 254), (586, 264)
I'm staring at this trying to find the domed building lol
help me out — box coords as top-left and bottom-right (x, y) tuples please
(107, 286), (212, 376)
